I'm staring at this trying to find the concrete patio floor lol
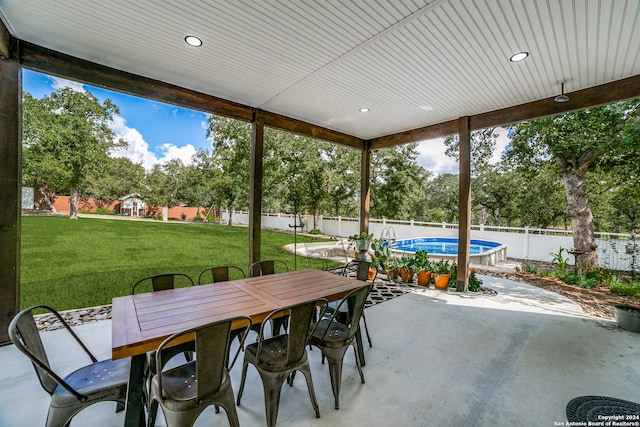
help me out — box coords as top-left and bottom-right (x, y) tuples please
(2, 274), (640, 427)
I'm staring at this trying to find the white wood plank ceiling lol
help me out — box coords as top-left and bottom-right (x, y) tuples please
(1, 0), (639, 140)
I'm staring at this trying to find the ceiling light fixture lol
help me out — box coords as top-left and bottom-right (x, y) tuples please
(184, 35), (203, 47)
(509, 51), (529, 62)
(359, 108), (370, 113)
(554, 82), (569, 103)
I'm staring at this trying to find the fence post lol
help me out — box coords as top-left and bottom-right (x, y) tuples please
(338, 216), (341, 237)
(442, 222), (446, 229)
(524, 226), (530, 260)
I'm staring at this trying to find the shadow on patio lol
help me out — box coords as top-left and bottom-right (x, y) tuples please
(1, 275), (639, 426)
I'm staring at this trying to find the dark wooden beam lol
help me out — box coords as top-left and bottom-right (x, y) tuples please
(258, 110), (363, 149)
(368, 119), (458, 150)
(368, 74), (640, 149)
(0, 23), (21, 344)
(471, 74), (640, 130)
(456, 117), (471, 293)
(360, 142), (371, 233)
(19, 41), (255, 122)
(249, 115), (264, 267)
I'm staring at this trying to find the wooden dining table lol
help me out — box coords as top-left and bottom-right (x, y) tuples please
(111, 268), (368, 427)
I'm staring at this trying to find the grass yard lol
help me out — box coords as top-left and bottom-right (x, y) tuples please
(20, 216), (335, 311)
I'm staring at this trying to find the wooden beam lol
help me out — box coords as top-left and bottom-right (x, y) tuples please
(249, 115), (264, 267)
(368, 119), (458, 150)
(471, 74), (640, 130)
(456, 117), (471, 293)
(258, 110), (363, 149)
(360, 143), (371, 233)
(368, 74), (640, 149)
(0, 25), (21, 344)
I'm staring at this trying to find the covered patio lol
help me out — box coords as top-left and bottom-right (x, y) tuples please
(2, 274), (638, 426)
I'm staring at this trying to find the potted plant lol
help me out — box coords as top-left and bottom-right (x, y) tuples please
(432, 259), (451, 290)
(398, 255), (415, 283)
(349, 231), (374, 252)
(384, 257), (399, 281)
(414, 249), (432, 286)
(370, 238), (391, 272)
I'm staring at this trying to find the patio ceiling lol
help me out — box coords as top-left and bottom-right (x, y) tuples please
(1, 0), (639, 148)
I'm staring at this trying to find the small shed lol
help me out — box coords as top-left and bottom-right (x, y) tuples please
(119, 194), (146, 217)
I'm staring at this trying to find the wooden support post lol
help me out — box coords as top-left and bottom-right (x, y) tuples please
(359, 143), (371, 234)
(0, 25), (21, 344)
(249, 113), (264, 268)
(457, 116), (471, 292)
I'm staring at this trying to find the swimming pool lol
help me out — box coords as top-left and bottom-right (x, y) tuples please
(389, 237), (507, 266)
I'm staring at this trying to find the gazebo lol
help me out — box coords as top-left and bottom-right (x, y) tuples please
(1, 0), (639, 343)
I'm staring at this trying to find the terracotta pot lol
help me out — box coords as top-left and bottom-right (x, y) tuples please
(434, 273), (450, 290)
(400, 267), (414, 283)
(368, 267), (377, 281)
(417, 270), (431, 286)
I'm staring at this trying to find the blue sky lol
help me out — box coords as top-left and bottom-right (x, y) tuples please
(23, 69), (211, 170)
(23, 69), (508, 174)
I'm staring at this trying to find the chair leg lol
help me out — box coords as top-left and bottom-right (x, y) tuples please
(362, 311), (373, 347)
(236, 361), (249, 405)
(217, 388), (241, 427)
(326, 357), (344, 410)
(258, 371), (289, 427)
(299, 365), (321, 418)
(147, 399), (159, 427)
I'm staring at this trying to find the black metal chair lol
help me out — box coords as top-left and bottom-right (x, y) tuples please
(334, 260), (375, 347)
(248, 259), (289, 277)
(237, 299), (327, 427)
(131, 273), (194, 294)
(309, 283), (373, 410)
(8, 305), (130, 427)
(148, 315), (252, 427)
(131, 273), (195, 426)
(197, 265), (246, 285)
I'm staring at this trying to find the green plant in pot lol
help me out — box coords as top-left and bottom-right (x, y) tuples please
(349, 231), (374, 252)
(371, 239), (391, 271)
(432, 259), (451, 290)
(414, 249), (432, 286)
(398, 255), (415, 283)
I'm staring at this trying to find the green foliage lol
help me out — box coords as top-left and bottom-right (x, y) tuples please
(550, 247), (569, 276)
(349, 232), (374, 240)
(523, 263), (538, 274)
(611, 280), (640, 297)
(20, 216), (336, 311)
(22, 88), (126, 217)
(308, 229), (323, 234)
(468, 271), (483, 292)
(432, 259), (451, 274)
(370, 239), (392, 270)
(414, 249), (431, 271)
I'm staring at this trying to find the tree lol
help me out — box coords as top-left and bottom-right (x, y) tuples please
(504, 100), (640, 270)
(443, 128), (500, 176)
(142, 159), (191, 219)
(84, 157), (145, 201)
(22, 88), (125, 219)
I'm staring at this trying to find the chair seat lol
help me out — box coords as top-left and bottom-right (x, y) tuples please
(309, 320), (351, 348)
(245, 335), (305, 371)
(51, 358), (130, 408)
(150, 361), (233, 411)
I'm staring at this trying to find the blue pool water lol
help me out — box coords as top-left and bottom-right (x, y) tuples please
(390, 237), (502, 255)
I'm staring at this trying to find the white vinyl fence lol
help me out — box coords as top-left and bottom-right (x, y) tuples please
(221, 210), (638, 271)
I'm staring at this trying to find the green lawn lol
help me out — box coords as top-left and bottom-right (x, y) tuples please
(20, 216), (335, 311)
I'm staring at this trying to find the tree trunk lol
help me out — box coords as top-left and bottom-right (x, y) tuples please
(69, 186), (78, 219)
(559, 158), (598, 270)
(313, 199), (321, 230)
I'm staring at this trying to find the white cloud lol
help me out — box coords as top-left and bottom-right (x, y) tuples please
(415, 137), (459, 175)
(109, 115), (158, 170)
(415, 127), (510, 175)
(157, 143), (197, 165)
(49, 76), (86, 92)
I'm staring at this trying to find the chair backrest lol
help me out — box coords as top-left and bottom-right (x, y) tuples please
(342, 260), (373, 281)
(256, 299), (327, 365)
(320, 284), (372, 341)
(132, 273), (194, 294)
(249, 260), (289, 277)
(198, 265), (245, 285)
(8, 305), (96, 400)
(155, 315), (252, 399)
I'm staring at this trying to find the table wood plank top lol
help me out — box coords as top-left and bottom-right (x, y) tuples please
(112, 268), (363, 360)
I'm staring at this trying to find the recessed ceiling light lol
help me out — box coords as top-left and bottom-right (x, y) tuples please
(359, 108), (370, 113)
(185, 36), (203, 47)
(509, 51), (529, 62)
